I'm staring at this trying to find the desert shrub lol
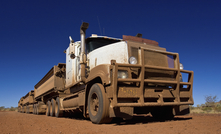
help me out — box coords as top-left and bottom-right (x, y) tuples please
(214, 106), (221, 112)
(202, 107), (212, 112)
(0, 106), (17, 111)
(9, 107), (17, 111)
(205, 95), (217, 107)
(0, 106), (5, 111)
(189, 105), (195, 110)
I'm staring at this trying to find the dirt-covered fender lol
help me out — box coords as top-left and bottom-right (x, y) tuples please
(83, 64), (112, 118)
(86, 64), (112, 85)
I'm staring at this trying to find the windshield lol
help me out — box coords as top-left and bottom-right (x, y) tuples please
(86, 38), (121, 53)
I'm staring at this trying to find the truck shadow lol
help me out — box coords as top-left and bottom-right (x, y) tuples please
(111, 114), (192, 125)
(61, 113), (192, 125)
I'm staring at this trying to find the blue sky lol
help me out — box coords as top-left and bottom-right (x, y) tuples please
(0, 0), (220, 107)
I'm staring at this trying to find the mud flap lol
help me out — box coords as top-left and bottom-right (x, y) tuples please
(109, 107), (133, 120)
(174, 105), (190, 115)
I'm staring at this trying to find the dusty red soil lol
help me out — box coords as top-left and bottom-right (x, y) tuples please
(0, 111), (221, 134)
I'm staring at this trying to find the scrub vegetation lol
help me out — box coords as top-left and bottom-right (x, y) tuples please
(0, 106), (17, 111)
(190, 95), (221, 114)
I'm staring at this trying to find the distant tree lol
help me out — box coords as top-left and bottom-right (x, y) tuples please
(189, 105), (195, 110)
(0, 106), (5, 111)
(205, 95), (217, 107)
(9, 107), (15, 111)
(197, 104), (200, 108)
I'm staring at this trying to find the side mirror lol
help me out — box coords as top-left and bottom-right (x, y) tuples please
(69, 36), (75, 59)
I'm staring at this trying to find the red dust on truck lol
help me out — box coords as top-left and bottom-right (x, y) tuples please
(18, 22), (194, 124)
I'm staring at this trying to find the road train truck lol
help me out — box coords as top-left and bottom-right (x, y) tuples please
(18, 22), (194, 124)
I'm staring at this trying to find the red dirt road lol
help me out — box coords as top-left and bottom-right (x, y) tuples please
(0, 112), (221, 134)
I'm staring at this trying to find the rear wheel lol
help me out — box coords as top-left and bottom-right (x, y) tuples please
(36, 104), (39, 115)
(26, 106), (29, 114)
(46, 101), (51, 116)
(34, 104), (37, 114)
(50, 99), (56, 117)
(55, 97), (63, 117)
(24, 106), (26, 113)
(88, 83), (112, 124)
(33, 104), (35, 114)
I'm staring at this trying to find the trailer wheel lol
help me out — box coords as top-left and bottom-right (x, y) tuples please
(33, 105), (35, 114)
(55, 97), (63, 117)
(46, 101), (51, 116)
(36, 104), (40, 115)
(50, 99), (56, 117)
(88, 83), (112, 124)
(34, 104), (37, 114)
(151, 106), (174, 120)
(26, 106), (29, 114)
(24, 106), (26, 113)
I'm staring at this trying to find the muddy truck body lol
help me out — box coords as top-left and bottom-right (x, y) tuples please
(18, 22), (194, 124)
(18, 97), (24, 112)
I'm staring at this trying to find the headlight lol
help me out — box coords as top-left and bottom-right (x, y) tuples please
(180, 63), (184, 70)
(118, 70), (128, 79)
(129, 56), (137, 64)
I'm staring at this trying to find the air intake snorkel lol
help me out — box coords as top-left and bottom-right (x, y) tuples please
(79, 22), (89, 82)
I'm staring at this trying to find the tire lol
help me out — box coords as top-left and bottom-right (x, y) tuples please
(33, 105), (35, 114)
(46, 101), (51, 116)
(151, 106), (174, 120)
(50, 99), (56, 117)
(36, 104), (39, 115)
(26, 106), (29, 114)
(88, 83), (112, 124)
(24, 106), (26, 113)
(35, 104), (37, 114)
(55, 97), (63, 117)
(34, 104), (37, 114)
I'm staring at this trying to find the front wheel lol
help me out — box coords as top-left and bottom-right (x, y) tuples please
(88, 83), (112, 124)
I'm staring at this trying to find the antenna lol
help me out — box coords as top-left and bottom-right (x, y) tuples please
(97, 16), (102, 35)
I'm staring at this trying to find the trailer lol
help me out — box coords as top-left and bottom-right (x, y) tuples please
(33, 63), (66, 115)
(18, 22), (194, 124)
(22, 90), (35, 113)
(18, 97), (24, 113)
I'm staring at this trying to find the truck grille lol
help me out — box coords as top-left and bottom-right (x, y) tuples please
(131, 47), (175, 81)
(111, 46), (194, 107)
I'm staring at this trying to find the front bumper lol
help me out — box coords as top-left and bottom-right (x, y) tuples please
(110, 47), (194, 107)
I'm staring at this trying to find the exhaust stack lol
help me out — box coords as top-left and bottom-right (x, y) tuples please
(80, 22), (89, 82)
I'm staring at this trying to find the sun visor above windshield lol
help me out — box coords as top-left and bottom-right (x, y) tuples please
(123, 35), (159, 46)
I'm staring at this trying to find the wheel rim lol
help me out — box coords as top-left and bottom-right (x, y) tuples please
(90, 92), (99, 116)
